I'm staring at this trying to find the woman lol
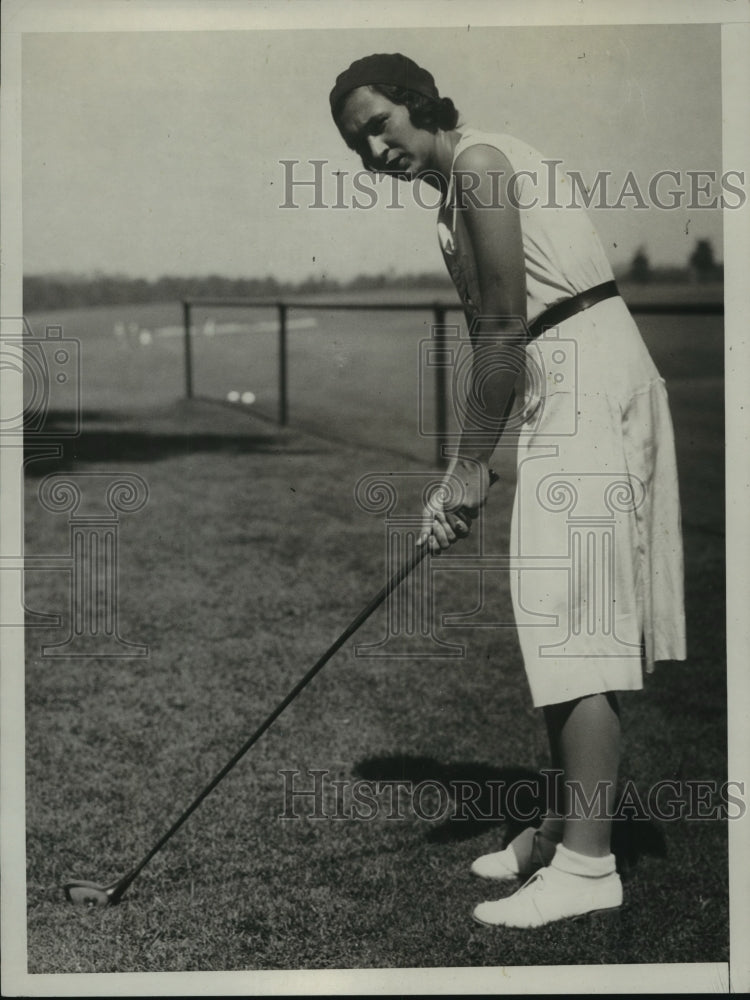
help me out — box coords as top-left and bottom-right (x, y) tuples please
(329, 53), (686, 928)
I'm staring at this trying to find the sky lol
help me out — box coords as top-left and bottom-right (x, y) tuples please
(22, 21), (724, 283)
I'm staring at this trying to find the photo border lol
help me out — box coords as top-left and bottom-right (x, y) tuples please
(2, 1), (747, 995)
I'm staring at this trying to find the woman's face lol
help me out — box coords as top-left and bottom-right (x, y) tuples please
(336, 86), (437, 178)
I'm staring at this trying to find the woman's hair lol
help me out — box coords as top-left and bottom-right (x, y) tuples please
(369, 84), (460, 132)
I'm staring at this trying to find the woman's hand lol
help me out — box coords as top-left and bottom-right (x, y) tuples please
(418, 458), (491, 554)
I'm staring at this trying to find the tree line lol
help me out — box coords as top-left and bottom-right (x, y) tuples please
(23, 238), (721, 312)
(629, 239), (723, 283)
(23, 270), (454, 312)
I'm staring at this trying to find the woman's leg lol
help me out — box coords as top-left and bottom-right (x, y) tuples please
(472, 690), (623, 927)
(471, 689), (620, 882)
(543, 691), (621, 856)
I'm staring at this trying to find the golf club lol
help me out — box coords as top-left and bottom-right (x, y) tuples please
(64, 473), (497, 907)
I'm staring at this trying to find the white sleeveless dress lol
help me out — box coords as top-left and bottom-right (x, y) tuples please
(437, 129), (686, 707)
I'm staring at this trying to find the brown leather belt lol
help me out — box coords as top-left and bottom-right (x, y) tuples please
(528, 280), (620, 340)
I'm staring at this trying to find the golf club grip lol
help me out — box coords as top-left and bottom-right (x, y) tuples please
(451, 468), (500, 525)
(114, 469), (498, 895)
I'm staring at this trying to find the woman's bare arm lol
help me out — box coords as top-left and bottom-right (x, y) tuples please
(420, 143), (527, 551)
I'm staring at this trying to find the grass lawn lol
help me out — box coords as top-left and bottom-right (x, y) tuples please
(22, 358), (728, 975)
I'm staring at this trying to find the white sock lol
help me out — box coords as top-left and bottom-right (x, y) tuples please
(550, 842), (616, 878)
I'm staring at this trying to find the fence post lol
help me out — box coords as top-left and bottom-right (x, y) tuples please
(433, 305), (447, 467)
(182, 300), (193, 399)
(278, 302), (288, 426)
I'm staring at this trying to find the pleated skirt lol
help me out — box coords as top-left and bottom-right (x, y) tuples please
(509, 295), (686, 707)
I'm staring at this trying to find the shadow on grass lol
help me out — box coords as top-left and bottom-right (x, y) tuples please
(353, 753), (666, 874)
(23, 404), (321, 476)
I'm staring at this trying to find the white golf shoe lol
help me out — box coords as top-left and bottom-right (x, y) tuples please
(470, 827), (558, 882)
(473, 864), (622, 928)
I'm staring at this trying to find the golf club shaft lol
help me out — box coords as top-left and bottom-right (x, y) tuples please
(111, 537), (432, 900)
(107, 471), (498, 903)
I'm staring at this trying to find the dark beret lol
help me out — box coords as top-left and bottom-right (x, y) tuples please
(329, 53), (439, 118)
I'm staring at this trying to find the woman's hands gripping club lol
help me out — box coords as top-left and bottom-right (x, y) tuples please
(418, 458), (497, 554)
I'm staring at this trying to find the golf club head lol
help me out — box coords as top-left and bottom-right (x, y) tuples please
(63, 878), (124, 907)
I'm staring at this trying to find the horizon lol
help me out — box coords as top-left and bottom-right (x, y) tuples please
(23, 252), (724, 285)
